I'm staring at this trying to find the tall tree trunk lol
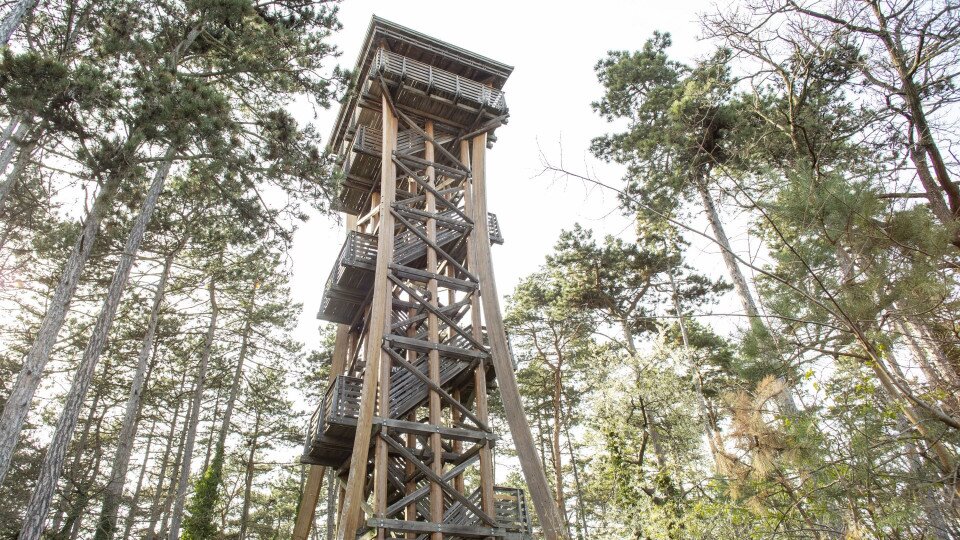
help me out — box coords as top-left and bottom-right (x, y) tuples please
(217, 283), (256, 456)
(560, 400), (587, 540)
(52, 389), (102, 539)
(167, 278), (219, 540)
(121, 419), (157, 540)
(0, 116), (21, 153)
(18, 148), (176, 540)
(158, 392), (194, 540)
(695, 177), (798, 413)
(550, 369), (570, 536)
(95, 252), (174, 540)
(238, 407), (262, 540)
(0, 130), (38, 215)
(668, 269), (723, 467)
(0, 20), (199, 484)
(0, 120), (30, 209)
(143, 388), (183, 540)
(0, 0), (39, 45)
(0, 164), (126, 485)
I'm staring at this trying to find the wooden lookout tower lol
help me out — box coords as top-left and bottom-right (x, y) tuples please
(293, 17), (570, 540)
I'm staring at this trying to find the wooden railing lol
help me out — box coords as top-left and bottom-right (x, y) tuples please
(372, 49), (508, 112)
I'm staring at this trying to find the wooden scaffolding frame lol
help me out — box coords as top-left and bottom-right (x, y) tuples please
(293, 16), (569, 540)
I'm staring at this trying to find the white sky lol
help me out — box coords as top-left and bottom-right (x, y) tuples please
(287, 0), (742, 355)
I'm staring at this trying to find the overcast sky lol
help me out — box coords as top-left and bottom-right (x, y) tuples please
(287, 0), (747, 353)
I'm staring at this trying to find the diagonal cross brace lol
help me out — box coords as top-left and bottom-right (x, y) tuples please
(389, 208), (477, 283)
(381, 345), (490, 432)
(384, 446), (480, 518)
(379, 432), (497, 527)
(388, 273), (486, 352)
(392, 156), (472, 224)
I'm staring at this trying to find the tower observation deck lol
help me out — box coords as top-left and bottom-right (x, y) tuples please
(293, 16), (571, 540)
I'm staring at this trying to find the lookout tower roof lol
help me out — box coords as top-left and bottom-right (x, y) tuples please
(329, 16), (513, 152)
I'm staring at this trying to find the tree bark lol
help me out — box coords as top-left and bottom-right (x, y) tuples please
(238, 407), (262, 540)
(144, 377), (185, 540)
(695, 178), (798, 413)
(157, 391), (193, 539)
(121, 419), (157, 540)
(167, 277), (219, 540)
(0, 163), (126, 486)
(668, 269), (723, 467)
(0, 0), (39, 45)
(18, 147), (176, 540)
(550, 369), (570, 536)
(95, 252), (174, 540)
(0, 120), (31, 210)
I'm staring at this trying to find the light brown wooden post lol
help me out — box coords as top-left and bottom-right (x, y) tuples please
(469, 133), (570, 540)
(424, 120), (444, 540)
(462, 139), (496, 520)
(335, 93), (398, 540)
(293, 214), (359, 540)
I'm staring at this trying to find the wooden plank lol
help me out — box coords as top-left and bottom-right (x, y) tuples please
(461, 138), (497, 521)
(387, 275), (486, 351)
(392, 156), (472, 223)
(390, 208), (477, 283)
(469, 133), (570, 540)
(383, 334), (487, 361)
(365, 519), (504, 538)
(422, 120), (445, 540)
(335, 94), (398, 540)
(374, 417), (496, 443)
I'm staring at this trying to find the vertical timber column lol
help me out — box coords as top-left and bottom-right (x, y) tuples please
(293, 214), (359, 540)
(336, 93), (398, 540)
(424, 121), (444, 540)
(462, 139), (495, 520)
(469, 133), (570, 540)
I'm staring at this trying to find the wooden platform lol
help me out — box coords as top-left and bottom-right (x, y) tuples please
(317, 213), (503, 326)
(331, 46), (510, 215)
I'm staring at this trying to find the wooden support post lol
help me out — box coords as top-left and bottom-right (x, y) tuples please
(293, 215), (358, 540)
(293, 465), (326, 540)
(462, 139), (496, 523)
(469, 133), (570, 540)
(335, 95), (398, 540)
(404, 307), (417, 539)
(424, 120), (444, 540)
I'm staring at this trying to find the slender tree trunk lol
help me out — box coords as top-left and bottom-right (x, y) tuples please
(217, 283), (256, 455)
(560, 401), (587, 540)
(144, 378), (184, 540)
(238, 408), (262, 540)
(167, 278), (219, 540)
(0, 116), (21, 153)
(668, 269), (723, 467)
(202, 386), (223, 472)
(695, 177), (798, 413)
(0, 130), (38, 214)
(550, 369), (570, 536)
(52, 390), (102, 540)
(0, 0), (39, 46)
(121, 419), (157, 540)
(0, 163), (126, 485)
(0, 120), (30, 207)
(158, 393), (193, 539)
(18, 148), (176, 540)
(869, 2), (960, 217)
(95, 252), (174, 540)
